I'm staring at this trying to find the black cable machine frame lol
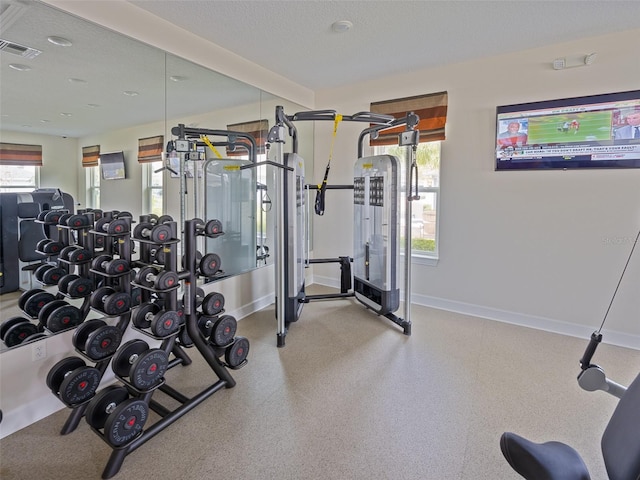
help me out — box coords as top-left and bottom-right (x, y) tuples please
(267, 105), (420, 347)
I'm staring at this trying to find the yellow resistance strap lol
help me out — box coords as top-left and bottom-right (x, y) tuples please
(200, 135), (223, 158)
(315, 114), (342, 215)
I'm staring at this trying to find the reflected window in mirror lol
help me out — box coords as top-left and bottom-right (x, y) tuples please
(86, 166), (100, 208)
(0, 164), (38, 193)
(144, 162), (163, 216)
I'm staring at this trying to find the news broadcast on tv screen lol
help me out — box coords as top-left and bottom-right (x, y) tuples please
(495, 90), (640, 170)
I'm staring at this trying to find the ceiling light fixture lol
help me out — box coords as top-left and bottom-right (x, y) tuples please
(68, 78), (87, 84)
(8, 63), (31, 71)
(331, 20), (353, 33)
(552, 58), (566, 70)
(60, 112), (72, 117)
(86, 103), (100, 108)
(584, 53), (597, 65)
(47, 36), (72, 47)
(123, 90), (139, 96)
(169, 75), (187, 82)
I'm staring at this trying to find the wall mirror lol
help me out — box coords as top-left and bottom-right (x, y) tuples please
(0, 0), (313, 351)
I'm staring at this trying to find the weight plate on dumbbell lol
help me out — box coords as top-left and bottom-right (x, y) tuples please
(157, 215), (173, 224)
(1, 316), (30, 340)
(46, 356), (86, 392)
(38, 299), (68, 327)
(105, 258), (129, 275)
(44, 211), (62, 223)
(69, 248), (91, 263)
(130, 349), (168, 390)
(103, 291), (131, 316)
(18, 288), (45, 311)
(177, 326), (194, 348)
(58, 246), (77, 261)
(107, 218), (129, 235)
(111, 339), (149, 378)
(42, 266), (66, 286)
(116, 211), (132, 219)
(85, 385), (129, 430)
(67, 277), (93, 298)
(104, 399), (148, 447)
(90, 286), (115, 309)
(224, 336), (250, 368)
(150, 224), (172, 244)
(210, 315), (237, 347)
(37, 211), (48, 221)
(181, 250), (203, 270)
(72, 319), (106, 351)
(23, 291), (56, 318)
(152, 248), (166, 265)
(33, 264), (54, 283)
(134, 265), (156, 287)
(36, 239), (51, 252)
(201, 292), (225, 316)
(155, 271), (178, 290)
(204, 219), (223, 236)
(59, 365), (101, 405)
(150, 310), (181, 337)
(57, 213), (73, 226)
(57, 274), (80, 294)
(131, 287), (142, 307)
(95, 217), (110, 233)
(199, 253), (221, 277)
(47, 304), (82, 332)
(197, 314), (216, 338)
(66, 214), (90, 228)
(93, 234), (105, 249)
(4, 321), (37, 347)
(42, 241), (64, 255)
(132, 302), (159, 329)
(91, 254), (112, 272)
(133, 222), (153, 240)
(85, 325), (123, 361)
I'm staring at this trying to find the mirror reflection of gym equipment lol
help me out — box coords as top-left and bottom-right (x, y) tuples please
(267, 106), (421, 347)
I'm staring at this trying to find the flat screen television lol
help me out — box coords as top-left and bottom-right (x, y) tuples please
(100, 151), (126, 180)
(495, 90), (640, 171)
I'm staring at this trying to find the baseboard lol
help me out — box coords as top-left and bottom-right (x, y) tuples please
(312, 275), (639, 351)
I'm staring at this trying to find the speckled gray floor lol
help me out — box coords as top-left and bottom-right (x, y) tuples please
(1, 287), (639, 480)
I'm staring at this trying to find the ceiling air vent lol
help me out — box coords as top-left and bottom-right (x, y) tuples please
(0, 39), (41, 59)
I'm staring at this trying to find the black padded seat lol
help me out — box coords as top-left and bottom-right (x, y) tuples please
(500, 432), (590, 480)
(501, 371), (640, 480)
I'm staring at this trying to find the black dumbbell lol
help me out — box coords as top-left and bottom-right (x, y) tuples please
(90, 286), (131, 315)
(66, 214), (91, 228)
(34, 264), (66, 285)
(57, 273), (93, 298)
(132, 302), (182, 337)
(46, 356), (100, 406)
(133, 222), (173, 243)
(177, 325), (194, 348)
(67, 247), (92, 263)
(223, 336), (250, 369)
(111, 339), (168, 391)
(20, 289), (56, 318)
(94, 217), (129, 235)
(209, 315), (237, 347)
(134, 266), (179, 290)
(58, 245), (78, 261)
(37, 299), (68, 328)
(72, 319), (122, 361)
(35, 239), (64, 255)
(193, 218), (223, 237)
(43, 210), (64, 224)
(57, 213), (73, 226)
(157, 214), (173, 224)
(1, 317), (38, 347)
(91, 254), (130, 275)
(201, 292), (225, 316)
(45, 303), (83, 332)
(199, 253), (221, 277)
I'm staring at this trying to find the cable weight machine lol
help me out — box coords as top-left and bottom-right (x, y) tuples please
(268, 106), (420, 347)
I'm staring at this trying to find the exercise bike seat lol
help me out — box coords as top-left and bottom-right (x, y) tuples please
(500, 432), (590, 480)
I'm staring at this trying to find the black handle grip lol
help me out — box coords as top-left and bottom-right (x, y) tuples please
(580, 331), (602, 369)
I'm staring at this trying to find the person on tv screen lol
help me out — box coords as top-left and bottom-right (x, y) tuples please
(614, 107), (640, 140)
(498, 121), (528, 147)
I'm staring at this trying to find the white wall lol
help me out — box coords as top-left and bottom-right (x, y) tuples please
(312, 29), (640, 348)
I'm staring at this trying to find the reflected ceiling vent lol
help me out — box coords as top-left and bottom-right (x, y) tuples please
(0, 38), (41, 59)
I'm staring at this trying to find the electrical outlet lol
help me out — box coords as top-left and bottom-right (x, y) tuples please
(32, 342), (46, 361)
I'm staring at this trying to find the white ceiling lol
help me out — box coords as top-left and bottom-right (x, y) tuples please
(2, 0), (640, 138)
(129, 0), (640, 90)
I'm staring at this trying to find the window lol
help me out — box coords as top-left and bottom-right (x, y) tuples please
(86, 166), (100, 208)
(144, 161), (163, 216)
(0, 164), (38, 193)
(375, 141), (440, 261)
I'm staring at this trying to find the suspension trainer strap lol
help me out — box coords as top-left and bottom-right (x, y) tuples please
(200, 135), (223, 159)
(315, 114), (342, 215)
